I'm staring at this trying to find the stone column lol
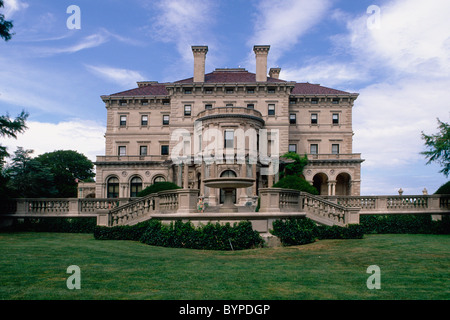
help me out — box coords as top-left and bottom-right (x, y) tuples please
(183, 162), (189, 189)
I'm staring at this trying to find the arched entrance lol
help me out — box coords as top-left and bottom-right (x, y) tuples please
(130, 176), (143, 197)
(335, 173), (351, 196)
(220, 170), (237, 204)
(312, 173), (328, 195)
(107, 176), (119, 198)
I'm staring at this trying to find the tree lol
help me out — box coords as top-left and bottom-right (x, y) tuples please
(421, 118), (450, 177)
(35, 150), (95, 198)
(279, 152), (308, 179)
(0, 110), (29, 165)
(6, 147), (57, 198)
(0, 0), (14, 41)
(0, 110), (28, 199)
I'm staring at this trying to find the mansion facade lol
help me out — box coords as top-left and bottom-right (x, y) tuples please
(90, 45), (363, 204)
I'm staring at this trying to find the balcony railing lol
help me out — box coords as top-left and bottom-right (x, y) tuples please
(95, 155), (169, 163)
(196, 106), (263, 120)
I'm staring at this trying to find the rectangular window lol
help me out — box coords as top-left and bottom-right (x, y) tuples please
(161, 145), (169, 155)
(119, 100), (127, 106)
(204, 88), (213, 94)
(332, 113), (339, 124)
(226, 88), (234, 94)
(268, 88), (275, 93)
(332, 144), (339, 154)
(268, 104), (275, 116)
(141, 115), (148, 126)
(205, 104), (212, 110)
(288, 144), (297, 153)
(289, 113), (296, 124)
(311, 113), (318, 124)
(140, 146), (148, 156)
(184, 105), (192, 116)
(247, 88), (255, 94)
(289, 99), (296, 104)
(120, 115), (127, 126)
(141, 99), (149, 105)
(162, 115), (170, 125)
(226, 103), (233, 107)
(310, 144), (318, 155)
(118, 146), (126, 156)
(184, 88), (192, 94)
(247, 103), (254, 109)
(332, 98), (340, 104)
(224, 130), (234, 149)
(311, 98), (319, 104)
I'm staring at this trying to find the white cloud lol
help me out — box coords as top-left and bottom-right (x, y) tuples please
(150, 0), (217, 63)
(346, 0), (450, 77)
(3, 0), (28, 18)
(249, 0), (331, 64)
(280, 61), (369, 87)
(3, 120), (105, 162)
(85, 65), (146, 89)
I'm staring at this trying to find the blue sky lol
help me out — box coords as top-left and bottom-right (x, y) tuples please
(1, 0), (449, 195)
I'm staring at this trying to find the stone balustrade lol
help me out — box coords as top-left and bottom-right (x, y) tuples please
(327, 194), (449, 214)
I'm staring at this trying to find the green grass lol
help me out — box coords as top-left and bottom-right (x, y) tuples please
(0, 232), (449, 300)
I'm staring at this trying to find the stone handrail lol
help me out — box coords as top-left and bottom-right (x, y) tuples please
(326, 194), (450, 214)
(299, 192), (360, 226)
(107, 189), (199, 227)
(10, 198), (130, 216)
(258, 188), (360, 226)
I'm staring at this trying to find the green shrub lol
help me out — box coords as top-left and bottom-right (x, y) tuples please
(271, 217), (317, 246)
(360, 214), (450, 234)
(96, 219), (263, 251)
(2, 217), (96, 233)
(271, 217), (364, 246)
(137, 182), (181, 197)
(272, 175), (318, 195)
(435, 181), (450, 194)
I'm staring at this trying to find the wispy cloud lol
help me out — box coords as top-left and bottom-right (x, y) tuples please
(3, 120), (105, 162)
(85, 65), (146, 88)
(3, 0), (29, 18)
(248, 0), (331, 64)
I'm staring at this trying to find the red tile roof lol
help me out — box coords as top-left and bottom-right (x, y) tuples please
(110, 83), (169, 97)
(108, 69), (352, 97)
(291, 82), (350, 95)
(175, 69), (286, 84)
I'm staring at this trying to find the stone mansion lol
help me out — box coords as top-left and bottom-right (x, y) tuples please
(88, 45), (363, 204)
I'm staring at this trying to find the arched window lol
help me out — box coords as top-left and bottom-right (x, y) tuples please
(130, 176), (143, 197)
(220, 170), (237, 204)
(153, 175), (166, 184)
(107, 177), (119, 198)
(220, 170), (237, 177)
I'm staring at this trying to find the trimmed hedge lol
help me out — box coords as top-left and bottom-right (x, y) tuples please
(272, 175), (318, 195)
(94, 219), (263, 251)
(360, 214), (450, 235)
(0, 217), (97, 233)
(270, 217), (364, 246)
(137, 182), (180, 197)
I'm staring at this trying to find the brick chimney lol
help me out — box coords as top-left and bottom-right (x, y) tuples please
(269, 67), (281, 79)
(192, 45), (208, 83)
(253, 45), (270, 82)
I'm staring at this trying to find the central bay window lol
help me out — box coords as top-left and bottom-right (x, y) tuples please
(224, 130), (234, 149)
(118, 146), (126, 156)
(310, 144), (318, 155)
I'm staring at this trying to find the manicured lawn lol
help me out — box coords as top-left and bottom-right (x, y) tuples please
(0, 232), (448, 300)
